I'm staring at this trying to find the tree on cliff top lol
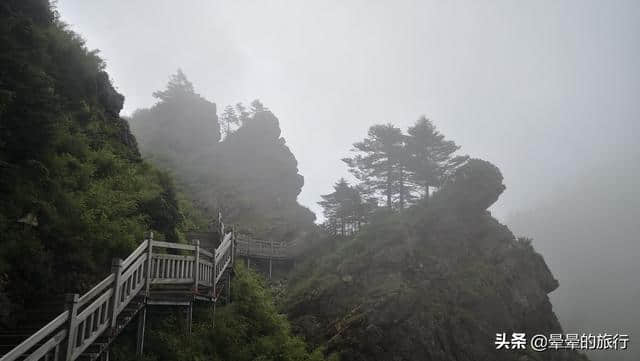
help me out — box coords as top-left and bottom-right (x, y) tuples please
(220, 105), (239, 138)
(129, 70), (220, 172)
(343, 119), (468, 211)
(152, 69), (195, 101)
(131, 92), (315, 240)
(218, 107), (315, 238)
(405, 117), (468, 202)
(343, 124), (413, 209)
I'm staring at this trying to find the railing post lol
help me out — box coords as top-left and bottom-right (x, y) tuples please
(64, 293), (79, 361)
(218, 212), (224, 244)
(225, 271), (231, 304)
(192, 240), (200, 292)
(212, 247), (217, 300)
(186, 302), (193, 335)
(135, 308), (146, 358)
(145, 232), (153, 296)
(109, 258), (124, 334)
(231, 225), (235, 266)
(269, 241), (273, 280)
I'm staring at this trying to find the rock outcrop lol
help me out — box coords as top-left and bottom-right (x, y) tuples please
(285, 162), (588, 361)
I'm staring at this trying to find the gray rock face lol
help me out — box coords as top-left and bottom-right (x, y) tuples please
(285, 210), (589, 361)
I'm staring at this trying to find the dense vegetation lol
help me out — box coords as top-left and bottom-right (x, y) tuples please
(0, 3), (321, 361)
(129, 74), (315, 241)
(0, 0), (184, 325)
(113, 264), (328, 361)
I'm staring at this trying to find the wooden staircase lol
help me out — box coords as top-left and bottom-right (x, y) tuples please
(0, 224), (236, 361)
(76, 295), (145, 361)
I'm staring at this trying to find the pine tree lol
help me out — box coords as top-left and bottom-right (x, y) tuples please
(250, 99), (267, 113)
(349, 184), (376, 232)
(395, 142), (415, 210)
(405, 117), (468, 202)
(235, 102), (251, 125)
(318, 178), (351, 236)
(319, 179), (372, 236)
(152, 69), (195, 101)
(220, 105), (239, 137)
(343, 124), (410, 209)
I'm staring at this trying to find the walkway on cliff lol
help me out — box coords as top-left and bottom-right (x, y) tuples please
(0, 213), (300, 361)
(0, 224), (238, 361)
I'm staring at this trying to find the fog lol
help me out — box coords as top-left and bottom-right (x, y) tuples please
(57, 0), (640, 220)
(508, 153), (640, 361)
(56, 1), (639, 356)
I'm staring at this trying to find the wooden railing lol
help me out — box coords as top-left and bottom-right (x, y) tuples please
(214, 233), (234, 285)
(235, 236), (296, 260)
(0, 234), (235, 361)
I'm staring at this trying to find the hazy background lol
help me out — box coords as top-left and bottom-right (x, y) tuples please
(56, 0), (640, 220)
(56, 1), (638, 359)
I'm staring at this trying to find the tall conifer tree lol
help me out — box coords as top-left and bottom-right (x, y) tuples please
(405, 117), (468, 202)
(343, 124), (411, 209)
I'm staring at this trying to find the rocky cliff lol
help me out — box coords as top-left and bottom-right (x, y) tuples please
(285, 162), (589, 361)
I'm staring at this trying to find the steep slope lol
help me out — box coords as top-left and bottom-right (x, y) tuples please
(0, 0), (182, 326)
(215, 110), (315, 238)
(285, 160), (589, 361)
(129, 86), (315, 241)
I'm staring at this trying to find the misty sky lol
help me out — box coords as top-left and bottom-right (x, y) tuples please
(57, 0), (640, 220)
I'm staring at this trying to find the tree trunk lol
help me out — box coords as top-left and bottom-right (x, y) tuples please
(424, 183), (430, 205)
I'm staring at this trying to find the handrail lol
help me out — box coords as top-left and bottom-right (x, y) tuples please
(121, 240), (149, 270)
(1, 230), (237, 361)
(199, 248), (213, 258)
(151, 240), (195, 251)
(216, 234), (233, 263)
(235, 236), (296, 259)
(77, 274), (115, 306)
